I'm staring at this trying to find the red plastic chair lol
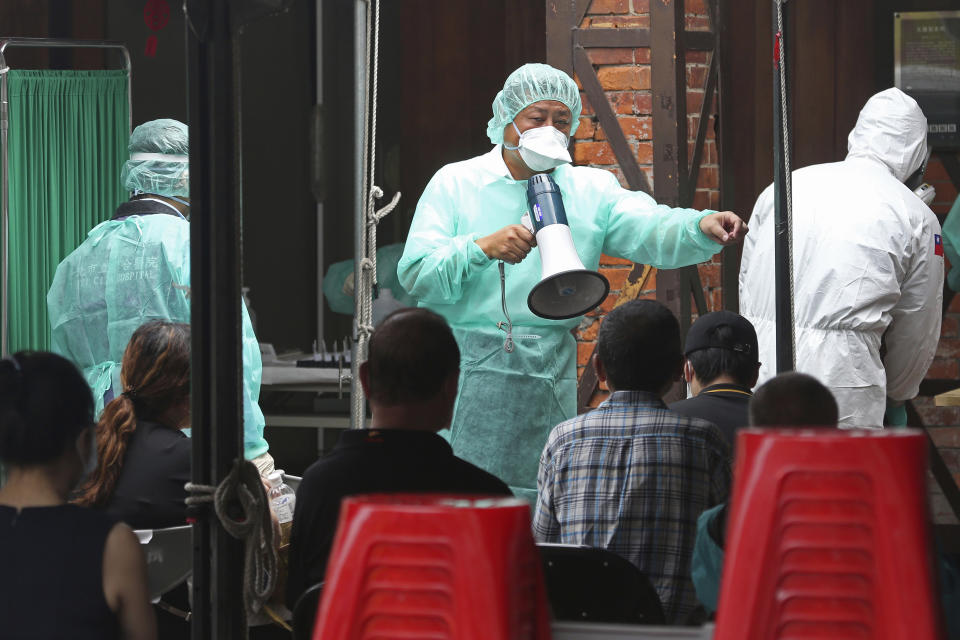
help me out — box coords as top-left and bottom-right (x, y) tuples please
(311, 494), (552, 640)
(715, 429), (945, 640)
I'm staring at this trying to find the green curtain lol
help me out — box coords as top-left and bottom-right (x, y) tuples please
(4, 69), (129, 352)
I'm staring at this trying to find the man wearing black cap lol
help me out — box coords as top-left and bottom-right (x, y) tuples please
(669, 311), (760, 449)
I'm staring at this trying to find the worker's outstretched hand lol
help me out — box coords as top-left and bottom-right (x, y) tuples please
(476, 224), (537, 264)
(700, 211), (748, 246)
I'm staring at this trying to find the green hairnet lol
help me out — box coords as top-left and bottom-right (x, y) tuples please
(120, 119), (190, 198)
(486, 63), (582, 144)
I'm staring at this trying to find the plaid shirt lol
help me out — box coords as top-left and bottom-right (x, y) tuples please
(533, 390), (731, 623)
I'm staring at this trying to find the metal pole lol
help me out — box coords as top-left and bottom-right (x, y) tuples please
(185, 1), (246, 637)
(350, 0), (368, 430)
(0, 38), (130, 356)
(771, 0), (795, 373)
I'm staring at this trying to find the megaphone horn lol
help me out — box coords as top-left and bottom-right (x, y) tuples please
(525, 174), (609, 320)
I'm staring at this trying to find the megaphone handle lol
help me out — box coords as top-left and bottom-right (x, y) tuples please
(496, 261), (515, 353)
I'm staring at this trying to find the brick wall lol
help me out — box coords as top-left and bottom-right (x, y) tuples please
(572, 0), (722, 406)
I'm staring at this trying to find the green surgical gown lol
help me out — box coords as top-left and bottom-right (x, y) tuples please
(398, 146), (721, 501)
(47, 205), (269, 460)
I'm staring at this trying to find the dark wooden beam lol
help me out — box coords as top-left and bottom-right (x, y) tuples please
(576, 28), (650, 48)
(545, 0), (575, 76)
(574, 45), (653, 195)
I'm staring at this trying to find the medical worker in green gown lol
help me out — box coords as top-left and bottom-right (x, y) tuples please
(46, 119), (273, 473)
(398, 64), (747, 501)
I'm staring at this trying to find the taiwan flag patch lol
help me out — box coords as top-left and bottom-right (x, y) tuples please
(935, 234), (944, 257)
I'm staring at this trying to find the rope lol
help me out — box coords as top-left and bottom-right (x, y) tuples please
(352, 0), (400, 430)
(775, 0), (797, 365)
(496, 261), (515, 353)
(185, 459), (277, 618)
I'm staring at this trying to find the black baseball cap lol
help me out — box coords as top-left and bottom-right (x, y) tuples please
(684, 310), (758, 359)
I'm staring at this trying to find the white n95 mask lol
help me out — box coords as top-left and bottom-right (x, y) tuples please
(505, 122), (572, 172)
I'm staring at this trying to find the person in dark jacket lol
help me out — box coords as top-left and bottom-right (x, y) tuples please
(669, 311), (760, 449)
(74, 320), (191, 530)
(286, 309), (512, 609)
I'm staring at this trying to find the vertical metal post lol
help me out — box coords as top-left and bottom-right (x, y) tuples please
(1, 59), (9, 357)
(772, 0), (795, 372)
(185, 1), (246, 637)
(350, 0), (368, 430)
(651, 0), (689, 400)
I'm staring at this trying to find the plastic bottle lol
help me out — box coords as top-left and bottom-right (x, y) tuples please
(267, 470), (296, 541)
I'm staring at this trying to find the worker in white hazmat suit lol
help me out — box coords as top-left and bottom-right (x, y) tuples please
(739, 88), (943, 428)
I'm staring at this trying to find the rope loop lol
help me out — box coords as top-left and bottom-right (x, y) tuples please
(185, 459), (277, 618)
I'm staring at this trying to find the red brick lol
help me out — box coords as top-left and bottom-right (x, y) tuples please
(686, 51), (709, 64)
(685, 14), (711, 31)
(600, 254), (633, 266)
(696, 166), (719, 190)
(588, 47), (634, 65)
(574, 116), (597, 140)
(597, 65), (651, 91)
(928, 426), (960, 448)
(609, 92), (634, 115)
(577, 340), (596, 367)
(573, 141), (616, 165)
(580, 16), (592, 28)
(588, 0), (629, 14)
(685, 0), (708, 14)
(620, 115), (652, 139)
(914, 399), (960, 428)
(637, 141), (653, 164)
(942, 315), (959, 338)
(687, 90), (704, 114)
(698, 262), (721, 288)
(603, 267), (630, 291)
(634, 48), (651, 64)
(599, 292), (618, 313)
(936, 339), (960, 359)
(925, 358), (959, 380)
(686, 64), (709, 90)
(633, 0), (650, 12)
(590, 15), (650, 28)
(709, 190), (720, 209)
(635, 92), (653, 114)
(688, 114), (716, 140)
(577, 317), (600, 341)
(931, 181), (958, 205)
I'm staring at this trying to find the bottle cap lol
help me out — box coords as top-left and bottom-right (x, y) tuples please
(267, 470), (283, 487)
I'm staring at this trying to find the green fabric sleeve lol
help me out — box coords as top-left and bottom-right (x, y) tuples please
(398, 172), (497, 304)
(598, 171), (720, 267)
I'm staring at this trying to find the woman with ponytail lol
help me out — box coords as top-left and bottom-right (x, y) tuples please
(75, 320), (191, 529)
(0, 351), (156, 639)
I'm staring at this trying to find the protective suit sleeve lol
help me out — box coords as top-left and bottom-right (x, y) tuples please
(532, 447), (561, 542)
(241, 300), (269, 460)
(884, 211), (943, 402)
(398, 172), (496, 305)
(599, 172), (721, 268)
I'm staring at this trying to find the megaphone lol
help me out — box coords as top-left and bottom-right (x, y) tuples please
(525, 174), (609, 320)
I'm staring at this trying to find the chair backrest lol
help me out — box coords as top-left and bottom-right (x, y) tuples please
(292, 582), (323, 640)
(715, 429), (945, 640)
(537, 544), (664, 624)
(134, 524), (193, 602)
(311, 493), (552, 640)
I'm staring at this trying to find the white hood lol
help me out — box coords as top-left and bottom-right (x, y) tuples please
(846, 87), (928, 183)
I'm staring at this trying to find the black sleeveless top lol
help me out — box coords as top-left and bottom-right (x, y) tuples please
(0, 504), (120, 639)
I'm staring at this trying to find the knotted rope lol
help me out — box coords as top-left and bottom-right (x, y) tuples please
(185, 459), (277, 618)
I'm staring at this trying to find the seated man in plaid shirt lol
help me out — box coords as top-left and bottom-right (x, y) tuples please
(533, 299), (732, 624)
